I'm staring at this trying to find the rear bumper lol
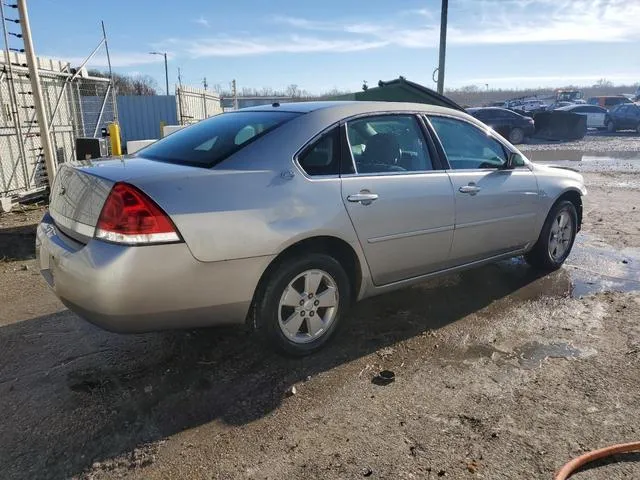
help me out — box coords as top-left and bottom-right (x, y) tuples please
(36, 212), (273, 333)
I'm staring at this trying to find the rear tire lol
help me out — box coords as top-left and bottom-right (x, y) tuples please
(636, 123), (640, 134)
(508, 127), (525, 144)
(607, 120), (616, 133)
(254, 253), (351, 356)
(525, 200), (577, 271)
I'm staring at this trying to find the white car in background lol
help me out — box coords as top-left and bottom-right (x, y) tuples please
(557, 104), (608, 129)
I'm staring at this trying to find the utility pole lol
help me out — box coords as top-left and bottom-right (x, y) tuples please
(202, 77), (208, 90)
(437, 0), (448, 95)
(232, 79), (238, 110)
(17, 0), (56, 182)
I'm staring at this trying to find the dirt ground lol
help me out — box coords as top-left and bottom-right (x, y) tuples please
(1, 139), (640, 480)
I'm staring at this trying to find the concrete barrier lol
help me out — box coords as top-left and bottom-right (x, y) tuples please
(126, 139), (156, 154)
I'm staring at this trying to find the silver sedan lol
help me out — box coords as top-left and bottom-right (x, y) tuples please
(37, 101), (586, 355)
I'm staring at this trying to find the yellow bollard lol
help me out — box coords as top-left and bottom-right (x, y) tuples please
(108, 122), (122, 156)
(159, 120), (166, 138)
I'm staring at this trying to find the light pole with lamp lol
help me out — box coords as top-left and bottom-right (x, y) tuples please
(149, 51), (169, 95)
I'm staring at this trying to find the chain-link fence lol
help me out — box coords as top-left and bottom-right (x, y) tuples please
(0, 52), (113, 197)
(176, 85), (222, 125)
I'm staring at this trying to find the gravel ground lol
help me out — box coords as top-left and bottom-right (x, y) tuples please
(1, 145), (640, 480)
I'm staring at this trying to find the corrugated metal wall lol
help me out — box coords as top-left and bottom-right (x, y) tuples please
(116, 95), (177, 145)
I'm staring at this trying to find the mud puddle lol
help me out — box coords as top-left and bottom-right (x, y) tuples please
(565, 234), (640, 297)
(464, 341), (585, 370)
(499, 234), (640, 299)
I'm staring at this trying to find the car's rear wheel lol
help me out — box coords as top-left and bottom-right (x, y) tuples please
(525, 200), (577, 271)
(508, 127), (525, 144)
(254, 253), (351, 356)
(607, 120), (616, 133)
(635, 123), (640, 134)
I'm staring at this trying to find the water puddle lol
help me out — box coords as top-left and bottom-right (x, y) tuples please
(514, 341), (582, 369)
(464, 342), (584, 370)
(497, 234), (640, 298)
(525, 150), (640, 163)
(565, 234), (640, 297)
(524, 151), (640, 176)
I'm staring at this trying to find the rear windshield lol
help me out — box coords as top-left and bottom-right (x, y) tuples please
(138, 111), (300, 167)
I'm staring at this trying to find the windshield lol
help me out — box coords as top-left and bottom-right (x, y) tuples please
(138, 111), (300, 167)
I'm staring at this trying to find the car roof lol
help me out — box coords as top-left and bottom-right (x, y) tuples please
(239, 101), (359, 113)
(238, 100), (465, 117)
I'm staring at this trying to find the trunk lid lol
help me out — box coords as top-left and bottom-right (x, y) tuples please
(49, 164), (114, 243)
(49, 157), (204, 243)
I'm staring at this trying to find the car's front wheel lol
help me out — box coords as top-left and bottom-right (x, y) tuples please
(607, 120), (616, 133)
(525, 200), (578, 271)
(509, 127), (525, 144)
(254, 253), (351, 356)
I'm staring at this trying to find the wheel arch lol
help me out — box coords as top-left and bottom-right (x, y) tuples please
(246, 235), (365, 329)
(553, 188), (583, 231)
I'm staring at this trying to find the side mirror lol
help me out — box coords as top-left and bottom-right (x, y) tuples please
(505, 152), (526, 169)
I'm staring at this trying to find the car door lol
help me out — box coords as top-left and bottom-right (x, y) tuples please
(340, 114), (455, 286)
(585, 106), (606, 128)
(570, 106), (591, 127)
(617, 105), (632, 128)
(628, 105), (640, 129)
(426, 115), (539, 264)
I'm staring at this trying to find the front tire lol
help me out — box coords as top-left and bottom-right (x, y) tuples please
(607, 120), (616, 133)
(509, 127), (525, 144)
(525, 200), (577, 271)
(254, 253), (351, 356)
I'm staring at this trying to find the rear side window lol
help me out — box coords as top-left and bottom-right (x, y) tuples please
(139, 111), (300, 167)
(297, 128), (340, 176)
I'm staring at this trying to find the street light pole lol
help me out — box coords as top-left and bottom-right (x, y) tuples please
(163, 52), (169, 96)
(150, 51), (169, 95)
(437, 0), (448, 95)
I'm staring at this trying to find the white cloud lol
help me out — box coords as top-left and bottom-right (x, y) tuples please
(184, 35), (388, 57)
(194, 16), (210, 28)
(272, 0), (640, 48)
(67, 0), (640, 65)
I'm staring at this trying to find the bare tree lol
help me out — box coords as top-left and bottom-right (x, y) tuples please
(593, 78), (613, 88)
(286, 84), (300, 97)
(87, 70), (157, 95)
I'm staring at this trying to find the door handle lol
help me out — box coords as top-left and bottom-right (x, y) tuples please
(459, 184), (481, 195)
(347, 192), (379, 204)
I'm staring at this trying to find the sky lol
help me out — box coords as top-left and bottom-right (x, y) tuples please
(28, 0), (640, 95)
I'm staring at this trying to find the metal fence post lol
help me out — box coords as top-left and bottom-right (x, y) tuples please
(17, 0), (56, 181)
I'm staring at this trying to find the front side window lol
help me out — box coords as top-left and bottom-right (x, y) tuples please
(346, 115), (433, 174)
(428, 116), (507, 170)
(139, 111), (300, 167)
(297, 128), (340, 176)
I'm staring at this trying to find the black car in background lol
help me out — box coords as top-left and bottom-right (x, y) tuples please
(605, 103), (640, 133)
(466, 107), (535, 144)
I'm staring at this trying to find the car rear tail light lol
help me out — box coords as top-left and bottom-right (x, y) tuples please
(95, 182), (181, 245)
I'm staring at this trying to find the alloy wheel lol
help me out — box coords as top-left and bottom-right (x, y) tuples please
(548, 210), (573, 262)
(277, 269), (339, 344)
